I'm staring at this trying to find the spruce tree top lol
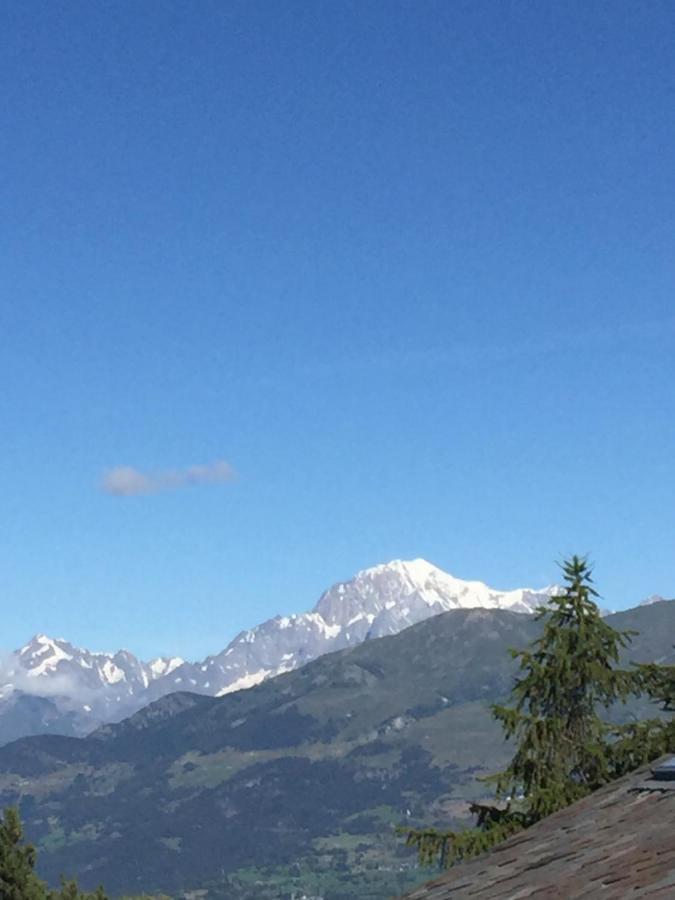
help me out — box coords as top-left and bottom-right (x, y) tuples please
(490, 555), (636, 819)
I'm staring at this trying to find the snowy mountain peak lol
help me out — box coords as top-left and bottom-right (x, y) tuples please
(357, 558), (442, 582)
(20, 633), (69, 654)
(5, 634), (190, 733)
(19, 635), (76, 676)
(1, 558), (561, 744)
(149, 657), (185, 678)
(313, 558), (556, 626)
(640, 594), (670, 607)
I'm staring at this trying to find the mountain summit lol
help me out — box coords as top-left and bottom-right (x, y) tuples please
(640, 594), (670, 607)
(0, 559), (556, 743)
(161, 558), (558, 700)
(315, 558), (556, 636)
(16, 634), (183, 693)
(4, 601), (674, 898)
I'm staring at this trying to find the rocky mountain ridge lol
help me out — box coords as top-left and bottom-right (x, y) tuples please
(1, 600), (674, 899)
(0, 558), (560, 743)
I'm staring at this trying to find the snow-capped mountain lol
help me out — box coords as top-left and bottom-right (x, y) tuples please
(15, 634), (183, 695)
(0, 635), (184, 738)
(137, 559), (558, 700)
(640, 594), (669, 607)
(0, 559), (557, 743)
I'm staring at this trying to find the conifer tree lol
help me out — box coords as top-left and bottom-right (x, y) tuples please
(489, 555), (636, 816)
(49, 878), (109, 900)
(0, 802), (160, 898)
(0, 807), (48, 900)
(0, 806), (110, 900)
(406, 555), (639, 868)
(609, 657), (675, 774)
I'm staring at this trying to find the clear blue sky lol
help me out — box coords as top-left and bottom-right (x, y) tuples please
(2, 0), (674, 659)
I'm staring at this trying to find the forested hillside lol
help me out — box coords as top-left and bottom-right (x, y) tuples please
(0, 602), (673, 899)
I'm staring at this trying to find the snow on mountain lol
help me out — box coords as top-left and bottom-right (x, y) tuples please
(148, 656), (185, 678)
(315, 559), (554, 635)
(148, 558), (558, 700)
(0, 635), (186, 734)
(0, 559), (556, 742)
(640, 594), (671, 607)
(15, 634), (181, 694)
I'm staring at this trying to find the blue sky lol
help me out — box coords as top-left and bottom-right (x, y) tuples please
(2, 0), (674, 659)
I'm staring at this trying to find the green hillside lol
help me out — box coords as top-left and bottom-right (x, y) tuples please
(0, 602), (673, 899)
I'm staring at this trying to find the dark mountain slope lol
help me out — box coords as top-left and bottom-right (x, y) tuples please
(0, 602), (672, 899)
(0, 559), (557, 746)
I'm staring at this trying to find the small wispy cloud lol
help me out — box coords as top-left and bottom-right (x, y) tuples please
(101, 460), (237, 497)
(0, 653), (97, 701)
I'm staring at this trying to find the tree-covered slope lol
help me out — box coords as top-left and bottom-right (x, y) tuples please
(0, 602), (672, 899)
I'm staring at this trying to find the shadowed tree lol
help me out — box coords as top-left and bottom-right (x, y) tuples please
(0, 807), (45, 900)
(407, 555), (640, 867)
(0, 806), (110, 899)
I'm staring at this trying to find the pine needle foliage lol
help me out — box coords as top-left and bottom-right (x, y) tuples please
(0, 807), (45, 900)
(489, 555), (637, 814)
(406, 555), (640, 868)
(404, 804), (526, 869)
(609, 658), (675, 773)
(0, 805), (194, 899)
(0, 807), (109, 899)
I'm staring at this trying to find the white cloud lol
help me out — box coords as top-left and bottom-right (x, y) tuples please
(0, 653), (96, 701)
(101, 460), (236, 497)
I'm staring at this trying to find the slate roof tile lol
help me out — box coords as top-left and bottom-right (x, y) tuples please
(402, 757), (675, 899)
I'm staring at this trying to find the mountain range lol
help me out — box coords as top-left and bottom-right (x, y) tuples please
(0, 559), (558, 745)
(0, 599), (673, 899)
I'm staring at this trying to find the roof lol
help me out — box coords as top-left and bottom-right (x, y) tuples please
(402, 757), (675, 899)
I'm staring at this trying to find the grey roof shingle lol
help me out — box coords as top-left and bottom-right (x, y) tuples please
(402, 758), (675, 899)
